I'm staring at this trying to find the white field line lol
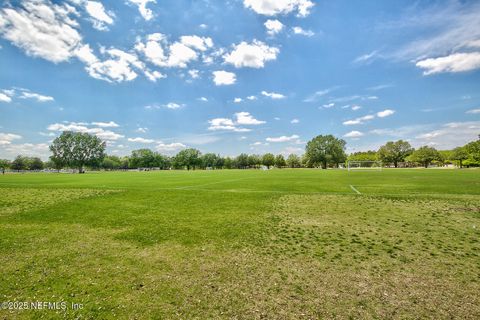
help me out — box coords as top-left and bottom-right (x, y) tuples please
(350, 185), (361, 194)
(175, 177), (253, 190)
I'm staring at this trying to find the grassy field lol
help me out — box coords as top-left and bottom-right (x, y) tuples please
(0, 169), (479, 319)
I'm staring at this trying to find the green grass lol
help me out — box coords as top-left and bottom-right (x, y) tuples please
(0, 169), (479, 319)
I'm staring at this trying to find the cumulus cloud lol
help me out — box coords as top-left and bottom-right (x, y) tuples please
(234, 98), (243, 103)
(243, 0), (314, 17)
(264, 19), (284, 35)
(416, 52), (480, 75)
(156, 142), (186, 153)
(343, 115), (375, 126)
(261, 91), (286, 99)
(19, 91), (54, 102)
(0, 0), (82, 63)
(376, 109), (395, 118)
(266, 134), (299, 142)
(127, 137), (155, 143)
(0, 132), (22, 145)
(235, 112), (266, 125)
(414, 121), (480, 149)
(208, 112), (265, 132)
(224, 40), (279, 68)
(212, 70), (236, 85)
(91, 121), (119, 127)
(47, 121), (124, 140)
(180, 35), (213, 51)
(344, 130), (364, 138)
(292, 26), (314, 37)
(84, 1), (115, 31)
(247, 95), (257, 100)
(127, 0), (156, 21)
(291, 118), (299, 124)
(0, 91), (13, 103)
(198, 97), (208, 102)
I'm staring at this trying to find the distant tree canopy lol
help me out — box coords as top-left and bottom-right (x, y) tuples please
(174, 148), (201, 170)
(377, 140), (413, 168)
(262, 153), (275, 168)
(407, 146), (441, 168)
(347, 150), (377, 161)
(286, 154), (301, 168)
(50, 131), (106, 173)
(304, 135), (346, 169)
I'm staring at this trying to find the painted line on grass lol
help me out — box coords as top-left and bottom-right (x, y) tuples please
(175, 177), (253, 190)
(350, 185), (361, 194)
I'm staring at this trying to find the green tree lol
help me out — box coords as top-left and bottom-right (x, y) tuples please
(347, 151), (377, 161)
(223, 157), (233, 169)
(286, 154), (301, 168)
(377, 140), (413, 168)
(201, 153), (218, 169)
(247, 154), (261, 169)
(262, 153), (275, 169)
(174, 148), (201, 170)
(11, 155), (26, 171)
(236, 153), (249, 169)
(451, 147), (468, 168)
(28, 157), (44, 170)
(275, 154), (286, 168)
(304, 135), (346, 169)
(464, 139), (480, 162)
(408, 146), (441, 168)
(214, 156), (225, 169)
(50, 131), (106, 173)
(102, 155), (122, 170)
(0, 159), (11, 173)
(129, 149), (156, 168)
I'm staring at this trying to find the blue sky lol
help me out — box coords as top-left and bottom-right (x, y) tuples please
(0, 0), (479, 159)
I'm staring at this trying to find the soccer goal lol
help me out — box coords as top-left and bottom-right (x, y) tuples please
(347, 160), (383, 171)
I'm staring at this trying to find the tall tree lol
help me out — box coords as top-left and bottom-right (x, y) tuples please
(11, 155), (26, 171)
(0, 159), (11, 172)
(248, 154), (261, 169)
(286, 154), (301, 168)
(304, 135), (346, 169)
(451, 147), (468, 168)
(377, 140), (413, 168)
(464, 139), (480, 162)
(236, 153), (249, 169)
(28, 157), (44, 170)
(408, 146), (441, 168)
(129, 149), (156, 168)
(275, 154), (286, 168)
(262, 153), (275, 169)
(174, 148), (201, 170)
(49, 131), (106, 173)
(201, 153), (218, 169)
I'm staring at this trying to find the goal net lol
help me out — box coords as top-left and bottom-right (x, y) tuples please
(347, 160), (383, 171)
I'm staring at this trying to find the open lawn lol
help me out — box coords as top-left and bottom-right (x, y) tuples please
(0, 169), (479, 319)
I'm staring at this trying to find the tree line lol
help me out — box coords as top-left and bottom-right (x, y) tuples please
(1, 131), (479, 172)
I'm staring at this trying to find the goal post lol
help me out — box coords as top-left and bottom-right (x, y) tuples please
(347, 160), (383, 171)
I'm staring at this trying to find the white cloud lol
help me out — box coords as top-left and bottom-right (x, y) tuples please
(351, 105), (362, 111)
(19, 91), (54, 102)
(164, 102), (182, 109)
(247, 95), (257, 100)
(376, 109), (395, 118)
(188, 69), (199, 79)
(135, 127), (148, 133)
(416, 52), (480, 75)
(466, 108), (480, 114)
(47, 122), (124, 140)
(291, 118), (299, 124)
(414, 121), (480, 149)
(235, 112), (265, 125)
(243, 0), (314, 17)
(234, 98), (243, 103)
(75, 44), (98, 64)
(322, 103), (335, 109)
(292, 26), (314, 37)
(208, 112), (265, 132)
(224, 40), (279, 68)
(212, 70), (236, 85)
(343, 115), (375, 126)
(266, 134), (299, 142)
(303, 87), (338, 102)
(166, 42), (198, 68)
(91, 121), (119, 128)
(198, 97), (208, 102)
(128, 137), (155, 143)
(261, 90), (286, 99)
(264, 19), (284, 35)
(127, 0), (156, 21)
(0, 132), (22, 145)
(0, 1), (82, 63)
(156, 142), (186, 153)
(86, 48), (140, 82)
(0, 92), (12, 103)
(3, 143), (49, 159)
(344, 130), (364, 138)
(85, 1), (115, 31)
(353, 50), (379, 64)
(180, 35), (213, 51)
